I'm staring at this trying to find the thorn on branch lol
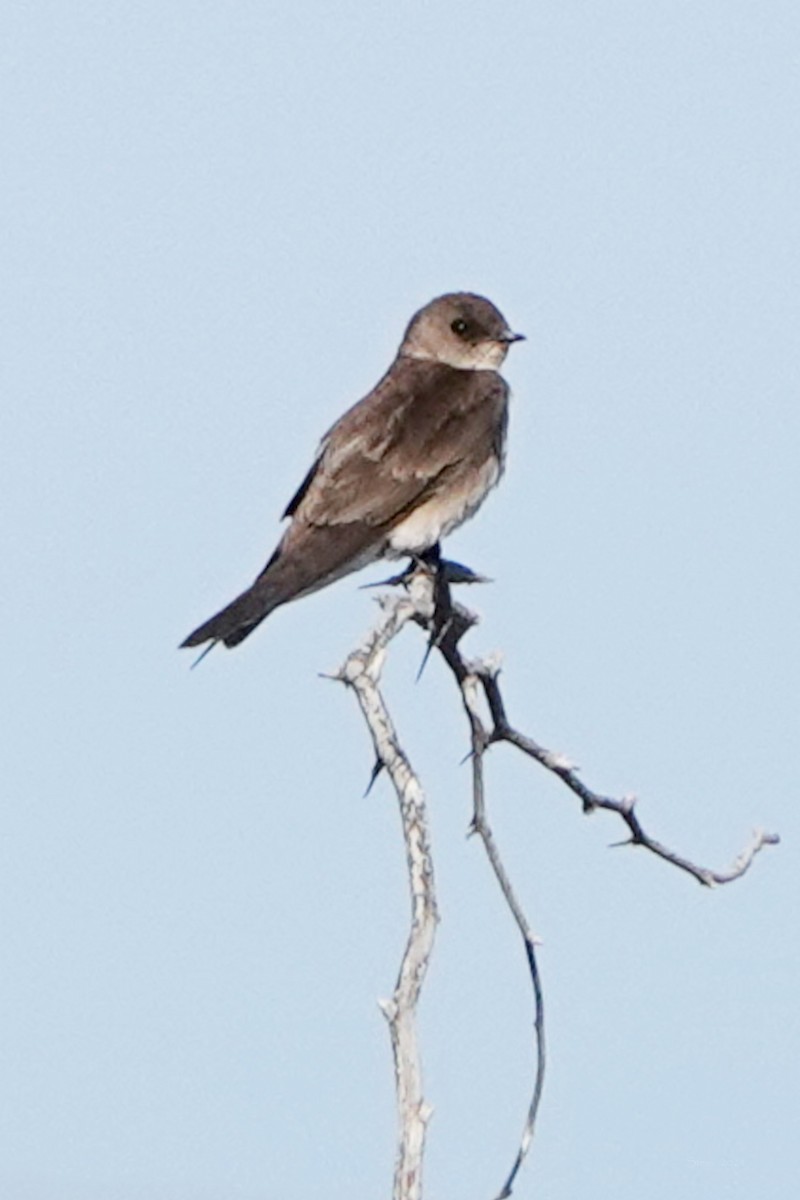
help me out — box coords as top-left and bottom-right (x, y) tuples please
(365, 759), (384, 796)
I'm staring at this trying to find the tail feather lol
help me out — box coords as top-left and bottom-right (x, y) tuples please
(181, 523), (386, 653)
(180, 581), (281, 649)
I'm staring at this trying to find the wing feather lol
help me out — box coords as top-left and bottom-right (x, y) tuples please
(291, 359), (508, 532)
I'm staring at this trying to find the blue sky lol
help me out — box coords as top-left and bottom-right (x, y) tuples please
(1, 3), (797, 1198)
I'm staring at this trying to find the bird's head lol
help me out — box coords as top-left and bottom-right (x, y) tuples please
(400, 292), (524, 371)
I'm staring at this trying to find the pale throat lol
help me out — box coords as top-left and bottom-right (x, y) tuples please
(403, 341), (507, 372)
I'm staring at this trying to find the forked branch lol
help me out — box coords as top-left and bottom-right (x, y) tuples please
(432, 611), (780, 887)
(336, 569), (779, 1199)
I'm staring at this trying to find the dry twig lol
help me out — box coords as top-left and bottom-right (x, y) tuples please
(336, 567), (779, 1199)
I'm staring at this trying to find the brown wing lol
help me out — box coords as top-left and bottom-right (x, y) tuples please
(291, 357), (509, 532)
(281, 458), (320, 519)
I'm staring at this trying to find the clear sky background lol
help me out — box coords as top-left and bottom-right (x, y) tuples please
(1, 3), (797, 1198)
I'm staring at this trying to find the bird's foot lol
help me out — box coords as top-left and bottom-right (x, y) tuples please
(362, 556), (491, 590)
(434, 558), (492, 586)
(361, 546), (488, 679)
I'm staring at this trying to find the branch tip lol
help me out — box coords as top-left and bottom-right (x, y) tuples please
(317, 669), (343, 683)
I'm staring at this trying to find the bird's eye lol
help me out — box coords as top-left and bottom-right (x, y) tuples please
(450, 318), (469, 337)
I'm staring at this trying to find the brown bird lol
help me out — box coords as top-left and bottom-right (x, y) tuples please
(181, 292), (523, 651)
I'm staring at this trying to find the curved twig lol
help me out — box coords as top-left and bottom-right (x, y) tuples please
(427, 586), (778, 1196)
(474, 661), (780, 886)
(459, 671), (546, 1200)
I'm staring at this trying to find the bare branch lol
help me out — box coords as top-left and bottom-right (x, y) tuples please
(472, 663), (780, 887)
(428, 585), (778, 1196)
(334, 577), (439, 1200)
(336, 567), (779, 1200)
(458, 671), (546, 1200)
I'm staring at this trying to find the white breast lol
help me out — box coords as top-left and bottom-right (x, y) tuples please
(387, 457), (501, 557)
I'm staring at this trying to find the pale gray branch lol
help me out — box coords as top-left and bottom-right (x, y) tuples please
(335, 568), (779, 1200)
(334, 577), (439, 1200)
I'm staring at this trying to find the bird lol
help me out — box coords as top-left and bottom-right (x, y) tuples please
(181, 292), (524, 652)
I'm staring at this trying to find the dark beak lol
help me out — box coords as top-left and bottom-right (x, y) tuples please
(500, 330), (525, 344)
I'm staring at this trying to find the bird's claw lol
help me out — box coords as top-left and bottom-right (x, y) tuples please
(362, 556), (491, 591)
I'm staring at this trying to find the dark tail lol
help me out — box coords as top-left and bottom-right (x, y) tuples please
(181, 523), (384, 652)
(180, 580), (282, 650)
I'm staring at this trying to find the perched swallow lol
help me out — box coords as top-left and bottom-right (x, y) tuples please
(181, 292), (523, 651)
